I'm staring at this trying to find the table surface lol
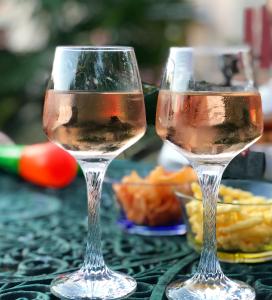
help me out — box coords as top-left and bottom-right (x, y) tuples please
(0, 160), (272, 300)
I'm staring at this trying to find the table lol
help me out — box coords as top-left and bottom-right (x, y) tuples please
(0, 160), (272, 300)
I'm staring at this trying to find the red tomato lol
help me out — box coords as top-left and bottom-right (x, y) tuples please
(19, 142), (78, 188)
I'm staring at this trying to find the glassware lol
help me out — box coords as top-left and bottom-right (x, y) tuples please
(105, 160), (188, 236)
(156, 46), (263, 300)
(43, 46), (146, 299)
(178, 179), (272, 263)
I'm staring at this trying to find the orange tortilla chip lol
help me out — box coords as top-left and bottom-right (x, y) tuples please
(113, 165), (197, 226)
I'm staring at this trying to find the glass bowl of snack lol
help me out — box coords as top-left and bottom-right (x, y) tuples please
(105, 160), (197, 236)
(177, 179), (272, 263)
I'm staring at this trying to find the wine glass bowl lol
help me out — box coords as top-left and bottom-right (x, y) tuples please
(156, 47), (263, 165)
(43, 46), (146, 160)
(156, 47), (263, 300)
(43, 46), (146, 299)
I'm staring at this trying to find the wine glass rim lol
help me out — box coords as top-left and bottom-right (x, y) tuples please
(56, 45), (134, 51)
(170, 45), (250, 54)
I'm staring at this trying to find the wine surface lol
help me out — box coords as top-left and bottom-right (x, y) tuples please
(43, 90), (146, 157)
(156, 90), (263, 162)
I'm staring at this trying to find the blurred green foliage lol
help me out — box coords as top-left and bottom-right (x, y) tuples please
(0, 0), (191, 143)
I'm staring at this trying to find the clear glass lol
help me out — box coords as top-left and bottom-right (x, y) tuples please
(43, 46), (146, 299)
(156, 46), (263, 300)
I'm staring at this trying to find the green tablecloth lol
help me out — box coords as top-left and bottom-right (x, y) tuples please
(0, 160), (272, 300)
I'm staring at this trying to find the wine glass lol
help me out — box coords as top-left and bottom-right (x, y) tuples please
(43, 46), (146, 299)
(156, 46), (263, 300)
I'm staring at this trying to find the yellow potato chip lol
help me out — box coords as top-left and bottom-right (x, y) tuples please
(186, 182), (272, 252)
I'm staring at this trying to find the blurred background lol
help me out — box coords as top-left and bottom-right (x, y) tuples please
(0, 0), (268, 145)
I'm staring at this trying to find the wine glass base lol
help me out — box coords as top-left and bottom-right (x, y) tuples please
(166, 276), (255, 300)
(50, 268), (137, 300)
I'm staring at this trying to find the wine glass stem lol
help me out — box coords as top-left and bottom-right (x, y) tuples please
(77, 158), (110, 279)
(193, 163), (226, 280)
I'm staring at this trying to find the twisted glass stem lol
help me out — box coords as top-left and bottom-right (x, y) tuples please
(192, 163), (226, 282)
(77, 158), (110, 280)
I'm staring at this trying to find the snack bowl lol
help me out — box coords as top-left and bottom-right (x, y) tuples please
(104, 160), (197, 236)
(177, 179), (272, 263)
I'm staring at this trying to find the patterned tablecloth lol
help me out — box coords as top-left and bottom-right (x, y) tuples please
(0, 160), (272, 300)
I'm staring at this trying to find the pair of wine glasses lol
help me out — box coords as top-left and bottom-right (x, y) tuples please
(43, 46), (263, 300)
